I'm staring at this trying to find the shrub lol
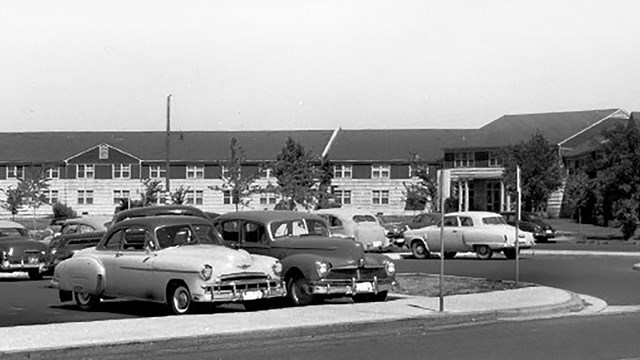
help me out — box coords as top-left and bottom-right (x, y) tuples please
(52, 202), (77, 220)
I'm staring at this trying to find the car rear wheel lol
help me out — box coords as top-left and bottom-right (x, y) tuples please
(353, 290), (388, 303)
(475, 245), (493, 260)
(287, 276), (316, 306)
(27, 269), (43, 280)
(74, 290), (100, 311)
(168, 283), (192, 315)
(411, 241), (429, 260)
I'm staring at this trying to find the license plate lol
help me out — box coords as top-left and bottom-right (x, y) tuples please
(355, 282), (373, 292)
(243, 291), (263, 301)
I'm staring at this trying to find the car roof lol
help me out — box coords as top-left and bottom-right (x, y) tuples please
(62, 216), (111, 229)
(314, 208), (378, 218)
(216, 210), (325, 223)
(0, 220), (26, 229)
(446, 211), (503, 218)
(111, 205), (208, 223)
(113, 215), (213, 230)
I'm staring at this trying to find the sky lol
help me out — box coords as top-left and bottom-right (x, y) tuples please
(2, 0), (640, 132)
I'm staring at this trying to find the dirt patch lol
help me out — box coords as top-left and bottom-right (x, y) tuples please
(393, 273), (533, 297)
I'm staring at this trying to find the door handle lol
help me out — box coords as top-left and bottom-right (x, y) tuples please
(115, 253), (123, 258)
(452, 230), (458, 233)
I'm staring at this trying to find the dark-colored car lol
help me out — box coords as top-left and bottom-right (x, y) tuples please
(44, 217), (110, 273)
(501, 211), (556, 242)
(213, 211), (396, 306)
(0, 220), (47, 279)
(110, 205), (210, 227)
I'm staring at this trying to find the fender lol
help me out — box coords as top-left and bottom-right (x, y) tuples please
(279, 253), (326, 282)
(55, 255), (106, 296)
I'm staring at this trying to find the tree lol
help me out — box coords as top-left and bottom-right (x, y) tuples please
(171, 185), (190, 205)
(594, 116), (640, 239)
(210, 137), (261, 211)
(499, 131), (563, 213)
(403, 153), (437, 211)
(52, 202), (77, 220)
(0, 185), (24, 220)
(141, 178), (164, 206)
(18, 167), (51, 230)
(271, 137), (329, 210)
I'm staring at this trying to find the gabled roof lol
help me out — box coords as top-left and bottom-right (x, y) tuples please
(444, 109), (625, 150)
(326, 129), (473, 162)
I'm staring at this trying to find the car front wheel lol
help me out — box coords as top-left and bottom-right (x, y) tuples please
(287, 276), (316, 306)
(411, 241), (429, 260)
(74, 290), (100, 311)
(27, 269), (43, 280)
(475, 245), (493, 260)
(503, 248), (519, 259)
(168, 283), (192, 315)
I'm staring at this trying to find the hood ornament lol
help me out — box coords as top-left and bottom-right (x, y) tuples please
(358, 257), (365, 267)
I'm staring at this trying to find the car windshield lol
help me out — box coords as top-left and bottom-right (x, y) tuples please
(0, 227), (28, 237)
(352, 215), (377, 223)
(482, 216), (508, 225)
(155, 224), (222, 249)
(270, 219), (329, 239)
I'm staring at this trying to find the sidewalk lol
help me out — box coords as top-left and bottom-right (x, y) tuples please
(0, 285), (599, 357)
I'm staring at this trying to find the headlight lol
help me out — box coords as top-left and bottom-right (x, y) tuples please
(272, 261), (282, 276)
(50, 248), (57, 255)
(200, 264), (213, 281)
(384, 260), (395, 276)
(315, 261), (330, 277)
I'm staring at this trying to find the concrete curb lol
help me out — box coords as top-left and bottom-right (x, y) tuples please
(0, 287), (589, 359)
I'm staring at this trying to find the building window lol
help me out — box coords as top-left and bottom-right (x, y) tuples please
(186, 190), (204, 205)
(372, 190), (389, 205)
(44, 190), (59, 204)
(149, 165), (166, 178)
(333, 164), (352, 178)
(113, 190), (131, 205)
(223, 190), (232, 204)
(45, 167), (60, 179)
(488, 152), (501, 167)
(7, 165), (24, 179)
(99, 144), (109, 160)
(454, 152), (475, 168)
(333, 190), (352, 205)
(113, 164), (131, 179)
(260, 193), (278, 205)
(77, 190), (94, 205)
(261, 167), (273, 178)
(77, 164), (95, 179)
(187, 165), (204, 179)
(408, 165), (428, 178)
(371, 164), (390, 179)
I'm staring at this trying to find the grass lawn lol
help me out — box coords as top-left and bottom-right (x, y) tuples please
(393, 273), (531, 297)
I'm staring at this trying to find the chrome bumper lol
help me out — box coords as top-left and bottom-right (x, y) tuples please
(196, 280), (286, 303)
(312, 276), (396, 295)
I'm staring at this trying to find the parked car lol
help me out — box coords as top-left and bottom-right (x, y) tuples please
(403, 211), (535, 260)
(376, 214), (414, 244)
(0, 220), (47, 279)
(501, 211), (556, 242)
(404, 212), (440, 230)
(50, 215), (285, 315)
(313, 208), (391, 251)
(213, 211), (396, 306)
(44, 216), (111, 273)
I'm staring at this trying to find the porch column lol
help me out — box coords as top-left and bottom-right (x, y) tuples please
(500, 181), (505, 212)
(458, 181), (463, 211)
(464, 180), (469, 211)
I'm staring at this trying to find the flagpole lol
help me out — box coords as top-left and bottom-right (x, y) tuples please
(439, 168), (445, 312)
(515, 165), (521, 285)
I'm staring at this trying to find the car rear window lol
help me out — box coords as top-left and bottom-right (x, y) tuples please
(352, 215), (377, 223)
(482, 216), (507, 225)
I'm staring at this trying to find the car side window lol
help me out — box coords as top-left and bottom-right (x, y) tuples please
(244, 222), (267, 243)
(122, 228), (150, 251)
(103, 230), (124, 251)
(443, 216), (458, 227)
(329, 216), (342, 227)
(460, 217), (474, 227)
(220, 220), (241, 242)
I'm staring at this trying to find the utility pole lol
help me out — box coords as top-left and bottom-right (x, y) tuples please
(165, 94), (172, 204)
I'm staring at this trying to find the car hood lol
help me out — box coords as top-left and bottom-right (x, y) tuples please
(154, 245), (275, 275)
(271, 236), (366, 266)
(0, 236), (47, 254)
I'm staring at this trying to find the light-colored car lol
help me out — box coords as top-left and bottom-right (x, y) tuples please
(0, 220), (47, 279)
(314, 208), (391, 251)
(403, 211), (535, 260)
(51, 215), (286, 315)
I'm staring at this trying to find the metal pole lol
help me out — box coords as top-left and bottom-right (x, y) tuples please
(165, 94), (172, 204)
(515, 166), (521, 285)
(439, 168), (445, 312)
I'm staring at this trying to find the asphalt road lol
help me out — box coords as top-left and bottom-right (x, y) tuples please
(2, 243), (640, 327)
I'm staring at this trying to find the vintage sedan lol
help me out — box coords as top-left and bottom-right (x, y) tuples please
(0, 220), (47, 279)
(44, 216), (111, 272)
(313, 208), (391, 251)
(501, 211), (556, 242)
(403, 211), (535, 260)
(213, 211), (396, 306)
(51, 215), (285, 315)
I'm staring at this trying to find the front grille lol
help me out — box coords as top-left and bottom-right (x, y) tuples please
(328, 267), (387, 281)
(214, 272), (277, 292)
